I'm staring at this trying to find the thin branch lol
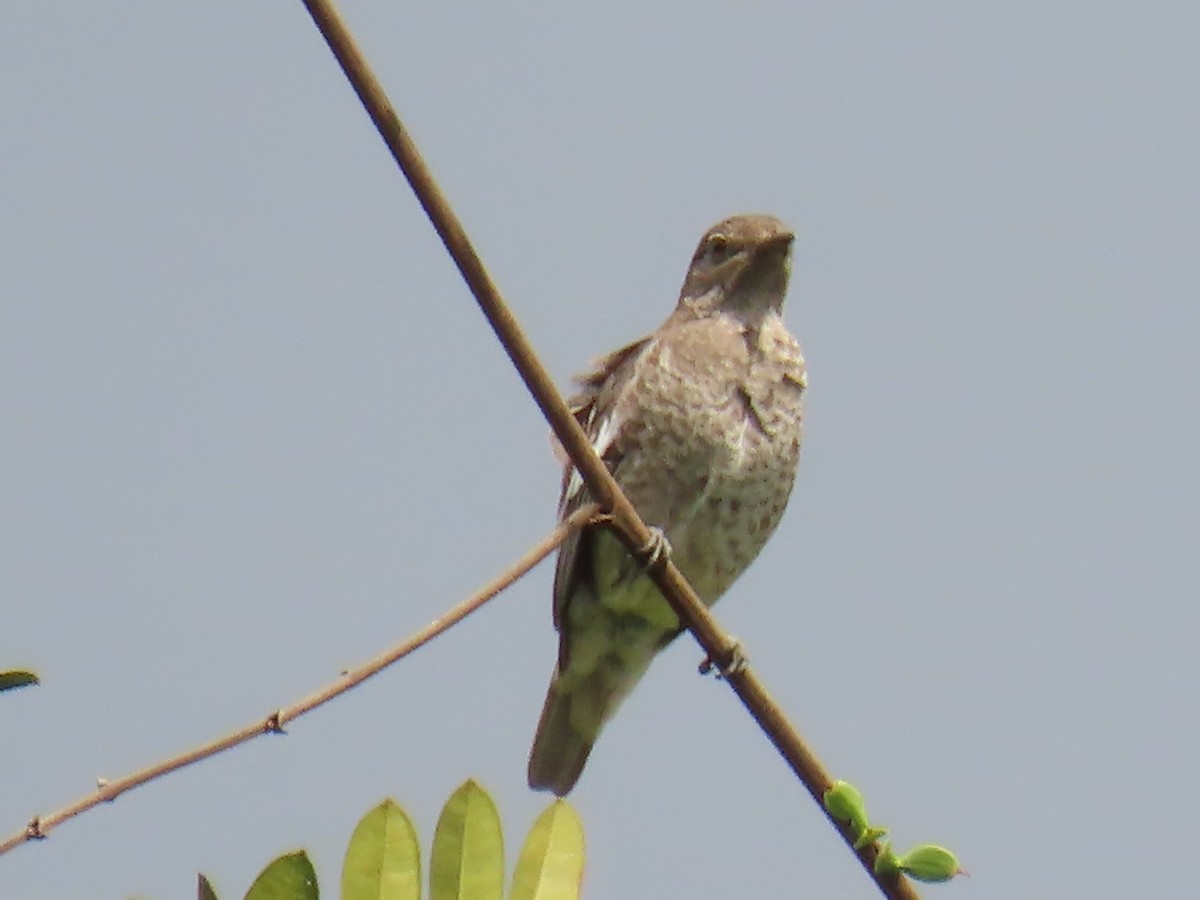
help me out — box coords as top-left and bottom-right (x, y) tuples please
(298, 1), (922, 897)
(0, 505), (596, 857)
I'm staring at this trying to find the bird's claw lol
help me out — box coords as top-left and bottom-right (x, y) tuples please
(636, 526), (672, 573)
(699, 639), (748, 679)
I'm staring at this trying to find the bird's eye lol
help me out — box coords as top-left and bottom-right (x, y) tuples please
(706, 234), (729, 262)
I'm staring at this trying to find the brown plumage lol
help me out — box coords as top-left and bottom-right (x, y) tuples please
(528, 215), (807, 795)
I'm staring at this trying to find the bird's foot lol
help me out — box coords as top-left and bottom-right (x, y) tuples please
(699, 639), (748, 680)
(635, 526), (672, 573)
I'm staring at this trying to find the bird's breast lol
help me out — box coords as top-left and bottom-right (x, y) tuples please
(610, 373), (802, 604)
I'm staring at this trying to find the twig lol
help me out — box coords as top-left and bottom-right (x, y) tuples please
(298, 1), (921, 896)
(0, 505), (596, 856)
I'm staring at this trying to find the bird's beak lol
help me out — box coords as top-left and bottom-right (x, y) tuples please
(729, 232), (793, 299)
(745, 232), (794, 271)
(760, 232), (795, 255)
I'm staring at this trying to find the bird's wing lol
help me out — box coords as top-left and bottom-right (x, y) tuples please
(551, 334), (652, 634)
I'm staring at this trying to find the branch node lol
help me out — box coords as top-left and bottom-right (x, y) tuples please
(588, 510), (615, 529)
(699, 638), (749, 680)
(25, 818), (44, 840)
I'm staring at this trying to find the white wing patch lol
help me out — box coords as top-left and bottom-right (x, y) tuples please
(563, 408), (620, 504)
(563, 467), (585, 504)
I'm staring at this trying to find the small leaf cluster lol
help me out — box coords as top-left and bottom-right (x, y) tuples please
(200, 780), (584, 900)
(823, 780), (963, 884)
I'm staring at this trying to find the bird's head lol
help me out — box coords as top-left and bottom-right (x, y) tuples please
(678, 214), (794, 319)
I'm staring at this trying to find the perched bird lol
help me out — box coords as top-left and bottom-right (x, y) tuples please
(527, 214), (807, 795)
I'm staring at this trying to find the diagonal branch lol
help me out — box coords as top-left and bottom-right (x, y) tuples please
(0, 505), (596, 856)
(297, 2), (921, 897)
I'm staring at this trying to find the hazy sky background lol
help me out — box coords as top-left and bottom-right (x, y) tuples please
(4, 2), (1198, 898)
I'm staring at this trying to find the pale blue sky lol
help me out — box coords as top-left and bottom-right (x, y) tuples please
(4, 2), (1198, 898)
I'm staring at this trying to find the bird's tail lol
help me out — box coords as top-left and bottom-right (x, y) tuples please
(527, 673), (601, 796)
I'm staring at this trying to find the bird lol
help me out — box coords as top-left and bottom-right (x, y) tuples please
(527, 214), (807, 795)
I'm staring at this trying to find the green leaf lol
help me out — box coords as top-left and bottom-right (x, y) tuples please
(430, 780), (503, 900)
(342, 798), (421, 900)
(510, 800), (585, 900)
(0, 670), (39, 693)
(244, 850), (318, 900)
(198, 873), (220, 900)
(823, 780), (869, 837)
(896, 844), (963, 882)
